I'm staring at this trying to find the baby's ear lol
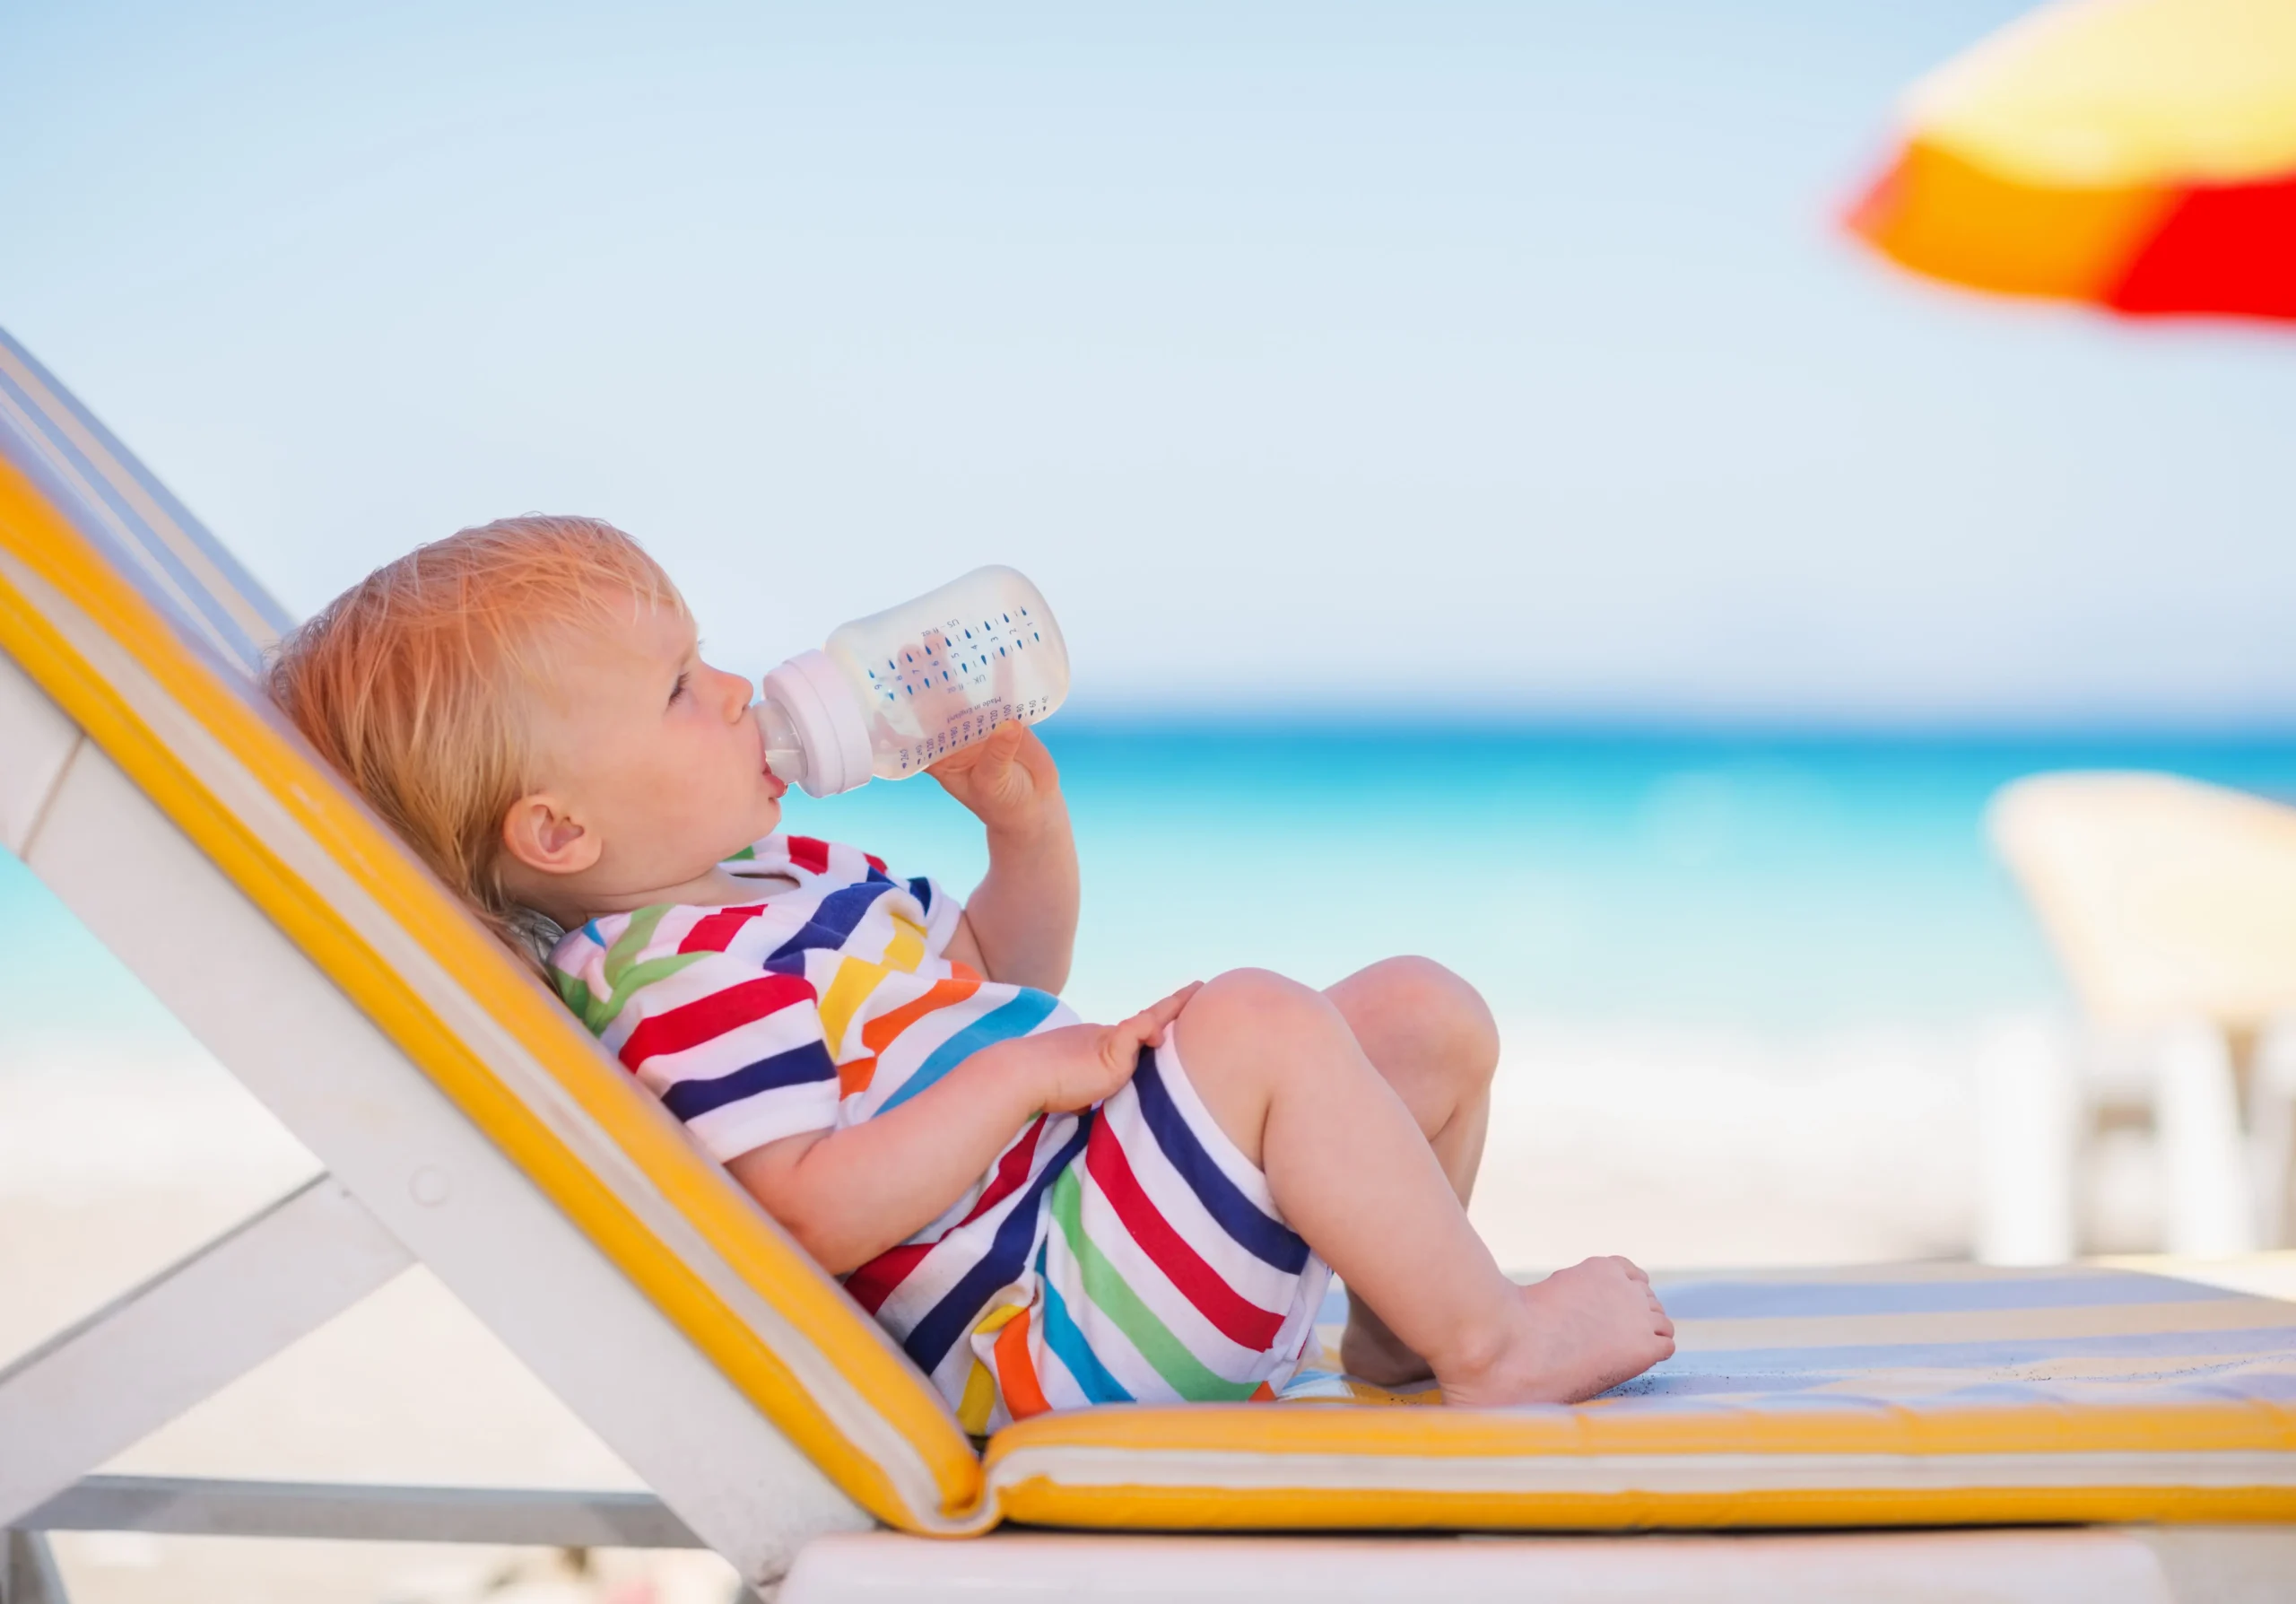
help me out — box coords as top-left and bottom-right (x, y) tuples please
(500, 793), (601, 877)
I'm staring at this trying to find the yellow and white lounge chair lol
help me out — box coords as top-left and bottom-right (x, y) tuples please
(3, 326), (2294, 1602)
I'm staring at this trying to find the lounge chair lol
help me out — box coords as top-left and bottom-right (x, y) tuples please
(1986, 774), (2296, 1262)
(2, 325), (2292, 1602)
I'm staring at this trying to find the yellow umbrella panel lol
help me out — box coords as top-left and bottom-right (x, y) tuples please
(1849, 0), (2296, 320)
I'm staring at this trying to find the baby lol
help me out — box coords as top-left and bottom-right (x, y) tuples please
(270, 515), (1674, 1429)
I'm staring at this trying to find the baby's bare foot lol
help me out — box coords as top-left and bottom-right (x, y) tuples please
(1338, 1288), (1435, 1387)
(1437, 1256), (1675, 1408)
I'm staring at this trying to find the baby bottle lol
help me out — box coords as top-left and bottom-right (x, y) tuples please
(753, 565), (1070, 796)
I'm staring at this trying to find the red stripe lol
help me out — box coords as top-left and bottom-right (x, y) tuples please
(678, 903), (766, 954)
(839, 1119), (1048, 1315)
(845, 1242), (931, 1315)
(865, 851), (888, 874)
(1084, 1118), (1284, 1351)
(618, 973), (816, 1068)
(2107, 173), (2296, 321)
(787, 835), (831, 875)
(962, 1116), (1048, 1228)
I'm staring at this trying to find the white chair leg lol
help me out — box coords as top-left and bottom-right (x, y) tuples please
(2250, 1016), (2296, 1250)
(1975, 1017), (2080, 1266)
(2, 1530), (70, 1604)
(2153, 1019), (2257, 1258)
(0, 1177), (411, 1529)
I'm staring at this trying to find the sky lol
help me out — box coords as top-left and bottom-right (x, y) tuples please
(4, 0), (2292, 726)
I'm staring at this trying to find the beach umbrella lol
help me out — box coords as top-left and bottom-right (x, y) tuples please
(1848, 0), (2296, 321)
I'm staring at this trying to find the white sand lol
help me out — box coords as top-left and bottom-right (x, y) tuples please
(0, 1011), (2152, 1602)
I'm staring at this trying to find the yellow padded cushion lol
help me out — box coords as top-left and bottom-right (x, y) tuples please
(988, 1262), (2296, 1530)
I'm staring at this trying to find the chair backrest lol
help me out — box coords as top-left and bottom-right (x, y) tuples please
(1992, 770), (2296, 1032)
(0, 327), (984, 1530)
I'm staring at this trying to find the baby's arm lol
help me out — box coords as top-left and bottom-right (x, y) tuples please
(726, 984), (1196, 1273)
(928, 724), (1078, 992)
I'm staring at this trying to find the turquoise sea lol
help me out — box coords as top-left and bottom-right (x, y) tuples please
(7, 723), (2296, 1053)
(803, 724), (2296, 1032)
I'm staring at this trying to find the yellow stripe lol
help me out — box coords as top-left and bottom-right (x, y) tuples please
(958, 1363), (999, 1435)
(0, 342), (282, 656)
(819, 956), (893, 1055)
(974, 1303), (1026, 1335)
(0, 456), (983, 1528)
(0, 382), (251, 673)
(884, 913), (927, 973)
(995, 1477), (2296, 1532)
(987, 1392), (2296, 1462)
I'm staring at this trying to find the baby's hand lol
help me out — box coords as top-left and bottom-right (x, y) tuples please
(1026, 983), (1203, 1113)
(928, 723), (1061, 835)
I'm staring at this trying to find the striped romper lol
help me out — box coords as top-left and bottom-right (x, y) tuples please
(547, 834), (1331, 1432)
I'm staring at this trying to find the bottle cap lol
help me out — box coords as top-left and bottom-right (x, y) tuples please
(759, 649), (874, 796)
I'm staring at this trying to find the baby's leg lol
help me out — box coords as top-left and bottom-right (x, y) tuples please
(1324, 957), (1498, 1384)
(1173, 970), (1674, 1407)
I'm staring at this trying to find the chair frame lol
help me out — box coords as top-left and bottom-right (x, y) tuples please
(0, 656), (869, 1596)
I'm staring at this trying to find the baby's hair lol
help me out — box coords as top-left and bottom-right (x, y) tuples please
(267, 514), (687, 958)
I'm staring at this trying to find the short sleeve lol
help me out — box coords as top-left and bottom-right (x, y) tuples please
(902, 868), (965, 960)
(599, 950), (840, 1162)
(816, 837), (965, 963)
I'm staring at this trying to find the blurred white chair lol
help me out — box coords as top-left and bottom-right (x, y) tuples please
(1984, 773), (2296, 1263)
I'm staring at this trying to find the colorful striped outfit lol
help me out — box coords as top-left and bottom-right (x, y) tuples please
(547, 834), (1330, 1431)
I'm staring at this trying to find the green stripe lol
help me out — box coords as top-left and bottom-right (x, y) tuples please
(1049, 1168), (1257, 1402)
(724, 844), (757, 861)
(557, 906), (719, 1033)
(551, 971), (605, 1034)
(604, 904), (675, 990)
(592, 951), (714, 1030)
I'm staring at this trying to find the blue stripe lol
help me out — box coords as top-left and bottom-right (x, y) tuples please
(1638, 1322), (2296, 1377)
(1040, 1271), (1134, 1404)
(1130, 1047), (1308, 1273)
(0, 357), (268, 673)
(1611, 1355), (2296, 1406)
(766, 882), (895, 963)
(0, 327), (293, 633)
(1657, 1271), (2234, 1321)
(660, 1041), (836, 1121)
(876, 989), (1063, 1115)
(907, 876), (935, 912)
(900, 1115), (1093, 1375)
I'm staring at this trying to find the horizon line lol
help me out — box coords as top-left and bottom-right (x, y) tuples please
(1039, 704), (2296, 745)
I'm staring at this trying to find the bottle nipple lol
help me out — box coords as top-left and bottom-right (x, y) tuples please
(754, 700), (808, 789)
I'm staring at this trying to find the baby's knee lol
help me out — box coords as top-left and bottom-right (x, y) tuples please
(1364, 956), (1500, 1086)
(1170, 970), (1345, 1159)
(1186, 967), (1336, 1038)
(1176, 969), (1344, 1083)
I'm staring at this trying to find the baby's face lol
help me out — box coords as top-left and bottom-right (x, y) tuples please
(521, 597), (785, 908)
